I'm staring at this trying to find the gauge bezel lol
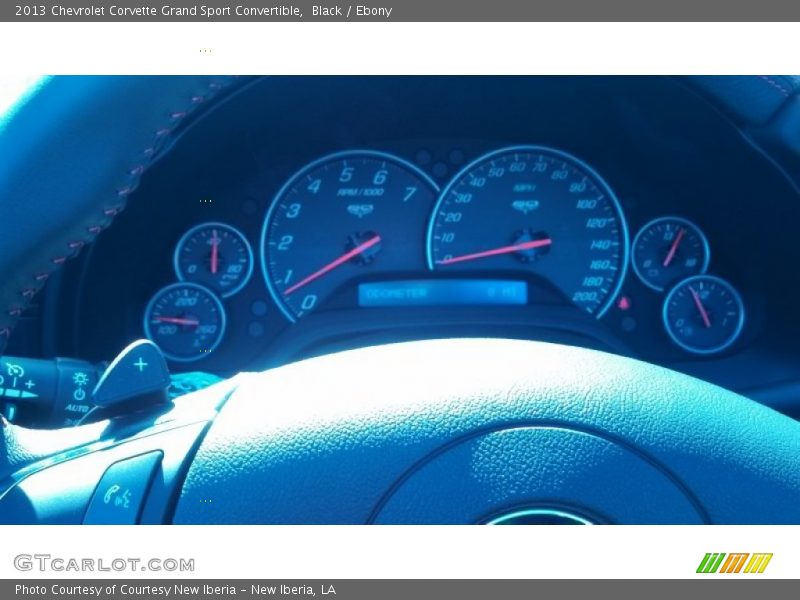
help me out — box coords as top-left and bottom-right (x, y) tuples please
(173, 221), (254, 298)
(143, 282), (227, 363)
(631, 216), (710, 292)
(260, 149), (440, 322)
(425, 144), (630, 318)
(662, 274), (745, 355)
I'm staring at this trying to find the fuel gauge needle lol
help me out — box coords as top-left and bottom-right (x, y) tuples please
(436, 238), (552, 266)
(283, 234), (382, 296)
(689, 286), (712, 328)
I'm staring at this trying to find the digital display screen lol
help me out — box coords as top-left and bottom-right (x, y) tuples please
(358, 280), (528, 307)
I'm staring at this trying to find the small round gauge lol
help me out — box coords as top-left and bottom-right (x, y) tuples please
(427, 146), (628, 317)
(174, 222), (253, 297)
(143, 283), (226, 362)
(663, 275), (744, 355)
(262, 150), (439, 321)
(632, 217), (710, 291)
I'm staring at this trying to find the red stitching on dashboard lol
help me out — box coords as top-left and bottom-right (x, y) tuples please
(0, 77), (236, 351)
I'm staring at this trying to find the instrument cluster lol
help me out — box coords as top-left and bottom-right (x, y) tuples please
(140, 144), (747, 364)
(59, 74), (800, 401)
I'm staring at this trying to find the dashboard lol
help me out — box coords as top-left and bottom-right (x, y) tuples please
(19, 76), (800, 412)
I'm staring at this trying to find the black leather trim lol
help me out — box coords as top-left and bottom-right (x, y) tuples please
(0, 76), (239, 352)
(688, 75), (800, 125)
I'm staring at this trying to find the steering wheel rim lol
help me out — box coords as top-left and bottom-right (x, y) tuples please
(169, 339), (800, 524)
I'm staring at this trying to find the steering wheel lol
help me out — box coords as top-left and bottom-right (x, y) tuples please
(1, 76), (799, 524)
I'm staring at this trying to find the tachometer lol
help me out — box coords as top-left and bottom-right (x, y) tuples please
(427, 146), (628, 317)
(262, 150), (439, 321)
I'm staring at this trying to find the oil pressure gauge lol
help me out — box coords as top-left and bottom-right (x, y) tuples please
(174, 222), (253, 297)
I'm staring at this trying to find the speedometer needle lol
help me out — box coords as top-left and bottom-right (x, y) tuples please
(689, 286), (712, 328)
(154, 316), (200, 326)
(662, 227), (685, 267)
(436, 238), (553, 266)
(283, 234), (383, 296)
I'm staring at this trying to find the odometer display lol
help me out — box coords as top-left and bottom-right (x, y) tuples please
(427, 146), (629, 317)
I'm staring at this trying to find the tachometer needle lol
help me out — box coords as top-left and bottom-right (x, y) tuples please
(689, 286), (712, 328)
(436, 238), (553, 266)
(662, 228), (685, 267)
(154, 316), (200, 326)
(283, 234), (382, 296)
(210, 229), (220, 274)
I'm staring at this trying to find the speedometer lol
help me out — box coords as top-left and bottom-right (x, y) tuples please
(427, 146), (628, 317)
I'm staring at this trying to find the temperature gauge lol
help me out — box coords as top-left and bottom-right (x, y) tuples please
(143, 283), (226, 362)
(174, 222), (253, 297)
(662, 275), (744, 355)
(632, 217), (709, 292)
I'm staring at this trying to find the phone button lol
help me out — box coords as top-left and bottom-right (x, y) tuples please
(83, 451), (163, 524)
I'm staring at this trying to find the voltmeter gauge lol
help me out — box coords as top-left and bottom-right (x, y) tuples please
(662, 275), (744, 355)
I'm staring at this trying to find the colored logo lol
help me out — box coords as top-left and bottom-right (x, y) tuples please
(346, 204), (374, 218)
(696, 553), (773, 574)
